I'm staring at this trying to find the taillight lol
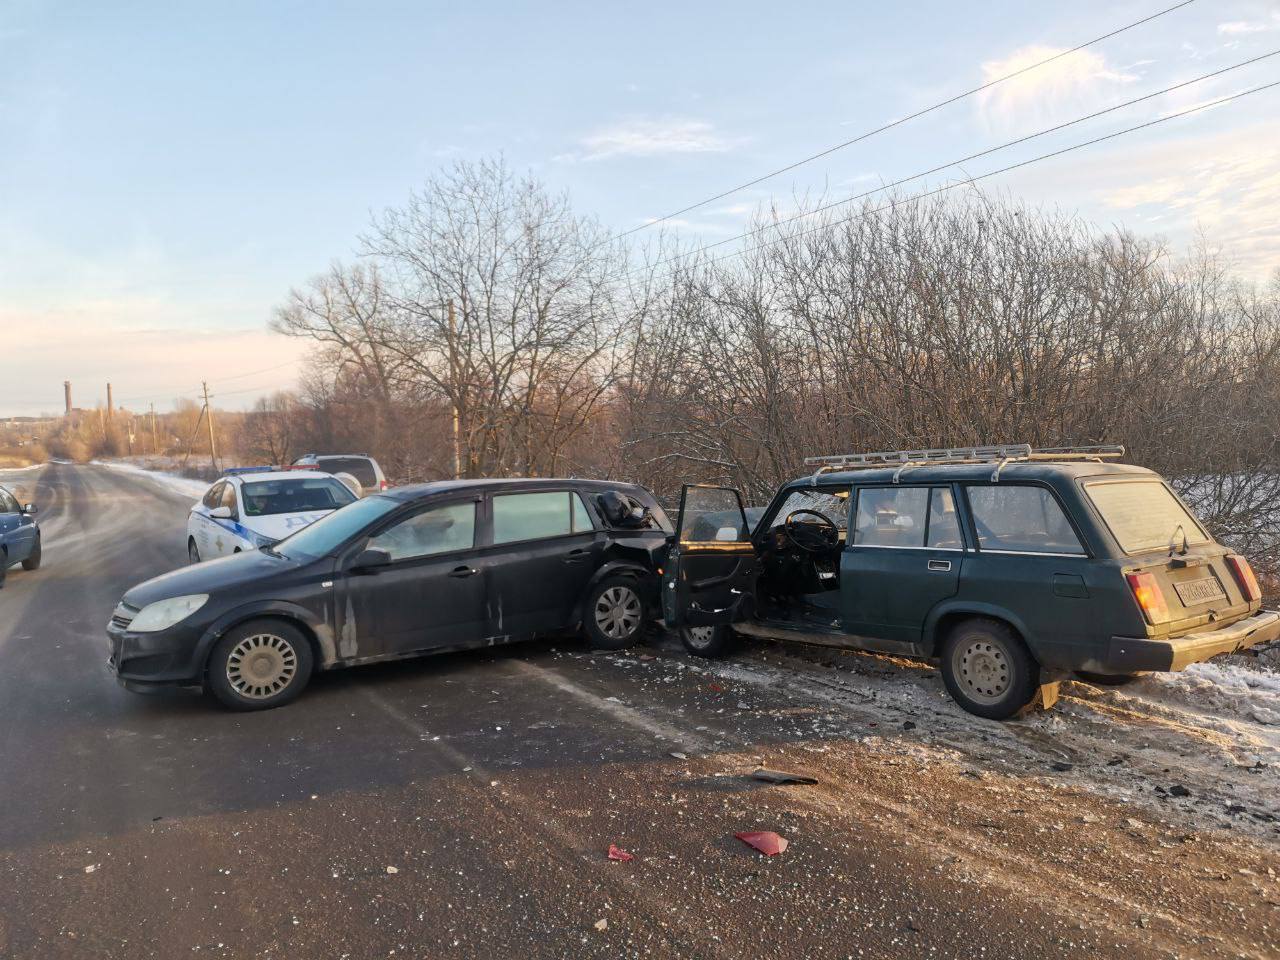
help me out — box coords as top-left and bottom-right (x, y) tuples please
(379, 480), (388, 491)
(1126, 571), (1169, 625)
(1225, 555), (1262, 602)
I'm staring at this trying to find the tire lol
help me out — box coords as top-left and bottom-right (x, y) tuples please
(940, 618), (1040, 720)
(205, 619), (314, 711)
(583, 576), (646, 650)
(680, 623), (736, 658)
(188, 538), (201, 564)
(21, 536), (41, 571)
(1075, 671), (1140, 687)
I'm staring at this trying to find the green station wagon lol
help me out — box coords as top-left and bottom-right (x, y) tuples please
(661, 445), (1280, 719)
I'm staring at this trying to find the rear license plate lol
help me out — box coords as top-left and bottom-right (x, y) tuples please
(1174, 577), (1226, 606)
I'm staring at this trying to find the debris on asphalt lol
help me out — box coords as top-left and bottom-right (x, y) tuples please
(1168, 783), (1191, 798)
(751, 768), (818, 786)
(606, 844), (634, 862)
(669, 751), (688, 760)
(735, 831), (788, 856)
(1051, 761), (1074, 772)
(385, 866), (399, 874)
(902, 720), (916, 730)
(593, 918), (608, 932)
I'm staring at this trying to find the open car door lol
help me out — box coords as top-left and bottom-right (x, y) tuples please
(662, 485), (758, 628)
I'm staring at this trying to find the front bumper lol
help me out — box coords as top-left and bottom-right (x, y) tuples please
(1103, 610), (1280, 673)
(106, 619), (208, 687)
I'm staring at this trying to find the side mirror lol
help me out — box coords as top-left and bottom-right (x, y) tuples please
(22, 503), (36, 515)
(351, 547), (392, 571)
(209, 506), (232, 520)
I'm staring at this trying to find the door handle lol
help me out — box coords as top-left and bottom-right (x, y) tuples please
(927, 559), (952, 572)
(562, 549), (588, 563)
(448, 565), (479, 578)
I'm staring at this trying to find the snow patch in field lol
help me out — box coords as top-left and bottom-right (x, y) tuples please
(1136, 657), (1280, 726)
(91, 459), (209, 500)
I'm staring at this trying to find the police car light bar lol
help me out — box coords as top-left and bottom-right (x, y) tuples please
(220, 466), (277, 476)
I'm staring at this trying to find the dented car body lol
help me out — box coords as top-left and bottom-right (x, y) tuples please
(663, 445), (1280, 720)
(108, 478), (669, 709)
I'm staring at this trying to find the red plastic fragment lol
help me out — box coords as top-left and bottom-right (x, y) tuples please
(607, 844), (634, 862)
(735, 831), (788, 856)
(708, 683), (724, 692)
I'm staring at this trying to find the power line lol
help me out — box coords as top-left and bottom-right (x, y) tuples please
(611, 0), (1202, 243)
(647, 50), (1279, 271)
(113, 360), (302, 406)
(694, 80), (1280, 272)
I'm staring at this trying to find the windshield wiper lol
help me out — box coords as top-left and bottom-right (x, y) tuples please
(1169, 523), (1189, 556)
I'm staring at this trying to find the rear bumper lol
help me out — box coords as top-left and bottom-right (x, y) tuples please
(1103, 610), (1280, 673)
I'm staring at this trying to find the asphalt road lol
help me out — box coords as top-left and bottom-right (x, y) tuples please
(0, 462), (1275, 959)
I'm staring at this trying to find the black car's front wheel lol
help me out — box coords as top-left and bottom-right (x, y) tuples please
(940, 618), (1040, 720)
(206, 619), (314, 711)
(584, 576), (646, 650)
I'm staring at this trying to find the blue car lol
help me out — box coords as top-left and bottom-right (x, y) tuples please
(0, 482), (40, 587)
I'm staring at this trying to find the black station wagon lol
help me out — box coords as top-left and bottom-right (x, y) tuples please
(661, 445), (1280, 719)
(108, 478), (669, 710)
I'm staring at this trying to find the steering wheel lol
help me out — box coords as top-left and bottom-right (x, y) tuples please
(783, 509), (840, 553)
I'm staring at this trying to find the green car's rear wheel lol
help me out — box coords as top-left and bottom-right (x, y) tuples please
(941, 618), (1040, 720)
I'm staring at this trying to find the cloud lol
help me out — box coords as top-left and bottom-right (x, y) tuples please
(568, 117), (739, 162)
(1218, 20), (1273, 35)
(1018, 122), (1280, 280)
(975, 46), (1140, 131)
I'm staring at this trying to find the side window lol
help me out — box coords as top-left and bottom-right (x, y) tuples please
(853, 487), (928, 547)
(0, 490), (18, 514)
(368, 502), (476, 561)
(772, 488), (851, 532)
(966, 485), (1085, 555)
(492, 491), (574, 544)
(221, 483), (239, 517)
(926, 488), (964, 549)
(571, 492), (594, 532)
(203, 482), (224, 510)
(678, 487), (749, 543)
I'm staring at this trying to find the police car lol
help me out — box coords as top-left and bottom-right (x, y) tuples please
(187, 467), (358, 563)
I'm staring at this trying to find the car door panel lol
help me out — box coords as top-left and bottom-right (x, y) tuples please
(841, 485), (964, 645)
(662, 485), (758, 628)
(481, 490), (603, 638)
(337, 498), (487, 659)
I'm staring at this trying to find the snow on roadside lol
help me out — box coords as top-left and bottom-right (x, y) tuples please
(0, 462), (47, 474)
(90, 459), (209, 500)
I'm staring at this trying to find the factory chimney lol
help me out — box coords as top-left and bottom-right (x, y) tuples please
(64, 381), (72, 416)
(106, 382), (114, 418)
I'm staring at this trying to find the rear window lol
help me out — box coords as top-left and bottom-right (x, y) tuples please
(316, 457), (378, 487)
(966, 485), (1086, 555)
(241, 478), (357, 517)
(1084, 480), (1209, 554)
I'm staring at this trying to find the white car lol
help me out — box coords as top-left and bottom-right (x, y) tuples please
(187, 468), (358, 563)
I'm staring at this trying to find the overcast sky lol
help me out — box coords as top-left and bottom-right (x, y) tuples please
(2, 0), (1278, 417)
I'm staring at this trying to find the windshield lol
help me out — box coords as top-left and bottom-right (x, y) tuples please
(240, 477), (356, 516)
(273, 495), (398, 559)
(1084, 479), (1209, 554)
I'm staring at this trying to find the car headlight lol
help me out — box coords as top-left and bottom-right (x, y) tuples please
(129, 594), (209, 632)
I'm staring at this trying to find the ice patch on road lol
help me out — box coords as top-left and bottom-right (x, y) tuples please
(91, 459), (209, 500)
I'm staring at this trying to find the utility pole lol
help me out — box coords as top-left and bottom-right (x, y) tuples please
(202, 381), (218, 471)
(149, 403), (158, 455)
(448, 298), (461, 479)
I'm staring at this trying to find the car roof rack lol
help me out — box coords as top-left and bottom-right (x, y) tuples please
(802, 444), (1126, 484)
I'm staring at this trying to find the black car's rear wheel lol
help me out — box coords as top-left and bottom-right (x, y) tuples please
(584, 576), (645, 650)
(21, 536), (41, 571)
(206, 619), (313, 711)
(680, 623), (736, 658)
(940, 618), (1040, 720)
